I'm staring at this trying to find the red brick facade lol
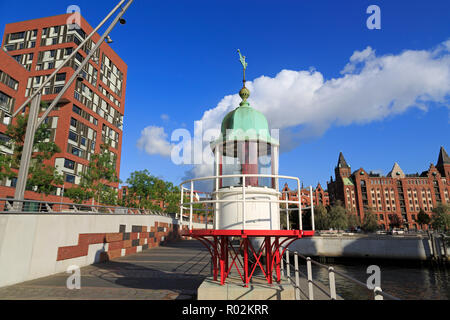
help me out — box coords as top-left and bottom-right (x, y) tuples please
(0, 14), (127, 203)
(281, 182), (330, 207)
(327, 148), (450, 230)
(57, 222), (185, 262)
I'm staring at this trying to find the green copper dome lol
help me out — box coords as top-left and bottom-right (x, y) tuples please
(220, 101), (275, 144)
(211, 50), (279, 149)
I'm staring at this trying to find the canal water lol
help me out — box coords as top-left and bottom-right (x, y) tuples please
(296, 259), (449, 300)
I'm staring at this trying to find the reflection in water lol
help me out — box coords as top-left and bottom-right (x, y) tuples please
(297, 261), (449, 300)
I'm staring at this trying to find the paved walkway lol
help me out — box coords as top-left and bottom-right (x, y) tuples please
(0, 240), (211, 300)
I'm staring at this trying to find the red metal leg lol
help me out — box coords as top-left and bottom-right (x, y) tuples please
(244, 239), (249, 287)
(224, 237), (229, 274)
(274, 238), (281, 283)
(220, 236), (226, 285)
(265, 237), (272, 284)
(213, 236), (218, 281)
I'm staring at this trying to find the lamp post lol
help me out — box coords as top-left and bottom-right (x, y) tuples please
(12, 0), (133, 207)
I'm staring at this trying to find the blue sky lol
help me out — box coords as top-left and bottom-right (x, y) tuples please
(1, 0), (449, 189)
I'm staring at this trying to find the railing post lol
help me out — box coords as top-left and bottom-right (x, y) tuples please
(286, 250), (291, 281)
(297, 179), (302, 230)
(328, 266), (337, 300)
(310, 186), (315, 231)
(374, 287), (384, 300)
(294, 252), (301, 300)
(280, 249), (285, 278)
(285, 191), (290, 230)
(242, 175), (246, 231)
(179, 186), (184, 223)
(189, 181), (193, 231)
(307, 257), (314, 300)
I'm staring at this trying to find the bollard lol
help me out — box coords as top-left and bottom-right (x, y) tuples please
(374, 287), (384, 300)
(294, 252), (301, 300)
(286, 250), (291, 281)
(306, 257), (314, 300)
(328, 267), (336, 300)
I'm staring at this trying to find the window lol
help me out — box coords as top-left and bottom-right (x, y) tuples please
(69, 131), (78, 142)
(0, 91), (14, 112)
(71, 146), (81, 157)
(10, 32), (25, 40)
(50, 50), (56, 58)
(55, 73), (66, 82)
(65, 47), (73, 55)
(29, 41), (36, 48)
(53, 86), (63, 94)
(70, 118), (77, 127)
(64, 159), (75, 170)
(65, 174), (75, 184)
(48, 62), (54, 69)
(72, 105), (82, 115)
(81, 137), (86, 146)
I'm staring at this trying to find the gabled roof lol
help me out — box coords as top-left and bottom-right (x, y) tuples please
(337, 152), (350, 168)
(437, 146), (450, 167)
(343, 177), (354, 186)
(387, 162), (405, 178)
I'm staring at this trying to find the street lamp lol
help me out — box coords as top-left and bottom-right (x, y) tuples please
(12, 0), (134, 208)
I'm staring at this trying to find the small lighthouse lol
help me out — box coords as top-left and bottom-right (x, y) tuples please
(180, 50), (315, 287)
(212, 50), (280, 234)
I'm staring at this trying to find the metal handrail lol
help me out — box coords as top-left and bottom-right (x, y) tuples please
(179, 173), (315, 232)
(281, 248), (400, 300)
(0, 198), (171, 217)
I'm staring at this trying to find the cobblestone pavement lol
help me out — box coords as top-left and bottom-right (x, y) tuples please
(0, 240), (211, 300)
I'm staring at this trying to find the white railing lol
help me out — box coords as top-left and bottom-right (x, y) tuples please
(0, 198), (171, 217)
(281, 248), (401, 300)
(179, 173), (315, 232)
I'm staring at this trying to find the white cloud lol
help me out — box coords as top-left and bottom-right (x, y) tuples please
(138, 40), (450, 182)
(195, 40), (450, 151)
(161, 114), (170, 121)
(136, 126), (172, 157)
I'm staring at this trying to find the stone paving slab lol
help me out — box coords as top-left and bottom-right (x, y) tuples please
(0, 240), (210, 300)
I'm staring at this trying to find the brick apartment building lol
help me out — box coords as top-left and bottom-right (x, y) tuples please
(0, 14), (127, 203)
(327, 148), (450, 230)
(281, 182), (330, 208)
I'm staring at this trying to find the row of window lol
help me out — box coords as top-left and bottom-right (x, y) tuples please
(0, 70), (19, 91)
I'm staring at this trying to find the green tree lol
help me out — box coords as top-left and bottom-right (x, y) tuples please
(327, 201), (348, 231)
(125, 170), (182, 213)
(80, 142), (120, 205)
(431, 203), (449, 232)
(0, 111), (63, 197)
(65, 186), (92, 204)
(313, 204), (329, 230)
(362, 209), (378, 232)
(390, 214), (402, 229)
(417, 209), (431, 230)
(348, 213), (361, 231)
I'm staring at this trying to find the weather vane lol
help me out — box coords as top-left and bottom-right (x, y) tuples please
(237, 49), (248, 86)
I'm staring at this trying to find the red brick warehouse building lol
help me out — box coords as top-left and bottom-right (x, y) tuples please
(281, 183), (330, 208)
(327, 148), (450, 231)
(0, 13), (127, 202)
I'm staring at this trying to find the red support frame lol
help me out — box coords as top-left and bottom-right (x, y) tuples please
(183, 229), (314, 286)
